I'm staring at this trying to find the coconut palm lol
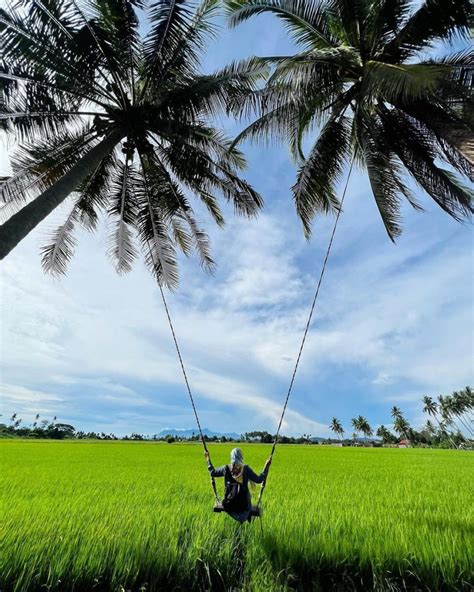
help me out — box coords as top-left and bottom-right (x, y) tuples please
(226, 0), (473, 240)
(393, 416), (410, 443)
(422, 420), (436, 440)
(360, 418), (373, 441)
(438, 394), (469, 446)
(329, 417), (344, 441)
(0, 0), (265, 285)
(446, 393), (473, 437)
(351, 415), (366, 443)
(390, 406), (403, 421)
(376, 424), (394, 445)
(422, 394), (455, 447)
(451, 390), (474, 436)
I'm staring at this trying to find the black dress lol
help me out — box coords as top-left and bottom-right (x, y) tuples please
(207, 462), (268, 523)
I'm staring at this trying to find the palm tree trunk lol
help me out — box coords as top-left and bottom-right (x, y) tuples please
(432, 413), (457, 449)
(0, 128), (124, 260)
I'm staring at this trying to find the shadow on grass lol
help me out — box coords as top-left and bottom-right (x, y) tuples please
(258, 530), (473, 592)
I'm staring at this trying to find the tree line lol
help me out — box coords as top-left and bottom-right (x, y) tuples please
(2, 387), (472, 447)
(329, 387), (473, 448)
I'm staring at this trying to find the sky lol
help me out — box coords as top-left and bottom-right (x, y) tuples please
(0, 6), (473, 438)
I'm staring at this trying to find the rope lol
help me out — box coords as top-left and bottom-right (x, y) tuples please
(158, 284), (220, 502)
(257, 159), (355, 507)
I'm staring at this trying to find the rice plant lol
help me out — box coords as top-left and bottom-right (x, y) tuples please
(1, 441), (472, 591)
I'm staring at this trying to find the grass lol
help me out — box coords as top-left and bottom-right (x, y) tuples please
(1, 441), (473, 591)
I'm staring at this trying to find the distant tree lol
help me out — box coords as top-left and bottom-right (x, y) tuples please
(350, 418), (360, 442)
(376, 425), (396, 445)
(360, 418), (373, 441)
(450, 391), (473, 436)
(166, 435), (175, 444)
(391, 406), (403, 421)
(393, 417), (411, 443)
(330, 417), (344, 441)
(423, 395), (456, 448)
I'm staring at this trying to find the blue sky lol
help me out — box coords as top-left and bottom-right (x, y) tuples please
(0, 7), (473, 438)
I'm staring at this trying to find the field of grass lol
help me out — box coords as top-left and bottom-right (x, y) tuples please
(1, 441), (473, 591)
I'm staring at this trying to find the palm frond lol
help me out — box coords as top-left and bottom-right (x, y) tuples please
(381, 108), (473, 221)
(363, 0), (412, 56)
(226, 0), (336, 50)
(160, 57), (269, 121)
(143, 0), (218, 87)
(152, 0), (220, 83)
(292, 112), (351, 236)
(363, 61), (447, 103)
(381, 0), (472, 62)
(144, 148), (216, 270)
(107, 159), (139, 273)
(356, 113), (403, 240)
(1, 127), (96, 212)
(41, 202), (78, 276)
(136, 152), (179, 288)
(395, 101), (473, 179)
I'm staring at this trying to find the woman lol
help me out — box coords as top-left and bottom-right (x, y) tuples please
(205, 448), (271, 523)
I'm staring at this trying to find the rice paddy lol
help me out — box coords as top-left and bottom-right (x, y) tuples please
(1, 440), (473, 591)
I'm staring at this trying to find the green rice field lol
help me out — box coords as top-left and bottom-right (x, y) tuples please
(1, 441), (473, 591)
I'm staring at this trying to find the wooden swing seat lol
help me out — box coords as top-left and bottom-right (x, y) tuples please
(213, 502), (262, 518)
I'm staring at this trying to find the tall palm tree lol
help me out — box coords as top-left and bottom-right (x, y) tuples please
(390, 406), (402, 422)
(393, 416), (410, 443)
(329, 417), (344, 441)
(447, 393), (473, 437)
(376, 424), (394, 445)
(351, 415), (366, 443)
(360, 418), (373, 441)
(226, 0), (473, 240)
(451, 390), (474, 436)
(0, 0), (264, 285)
(350, 417), (360, 443)
(422, 394), (455, 447)
(438, 394), (468, 446)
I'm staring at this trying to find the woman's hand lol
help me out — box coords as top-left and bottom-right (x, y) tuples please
(204, 451), (209, 460)
(265, 457), (272, 467)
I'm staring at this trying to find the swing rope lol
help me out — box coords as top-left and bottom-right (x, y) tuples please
(159, 158), (354, 509)
(256, 158), (355, 507)
(158, 283), (220, 502)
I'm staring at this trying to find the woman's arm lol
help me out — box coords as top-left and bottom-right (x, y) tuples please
(247, 458), (272, 483)
(204, 451), (226, 477)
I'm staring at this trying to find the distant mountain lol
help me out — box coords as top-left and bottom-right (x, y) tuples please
(157, 428), (241, 440)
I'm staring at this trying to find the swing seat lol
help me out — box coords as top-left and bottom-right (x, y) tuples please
(213, 502), (262, 518)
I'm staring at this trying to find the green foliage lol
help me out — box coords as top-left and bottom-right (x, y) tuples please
(226, 0), (473, 240)
(1, 442), (473, 591)
(0, 0), (265, 283)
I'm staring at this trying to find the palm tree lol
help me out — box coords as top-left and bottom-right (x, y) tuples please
(329, 417), (344, 441)
(451, 391), (474, 436)
(226, 0), (473, 240)
(351, 415), (365, 444)
(360, 418), (373, 442)
(0, 0), (264, 286)
(422, 395), (455, 447)
(438, 395), (467, 447)
(391, 406), (403, 422)
(376, 425), (394, 445)
(350, 417), (359, 443)
(393, 416), (410, 444)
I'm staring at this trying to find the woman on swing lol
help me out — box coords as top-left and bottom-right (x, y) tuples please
(205, 448), (271, 523)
